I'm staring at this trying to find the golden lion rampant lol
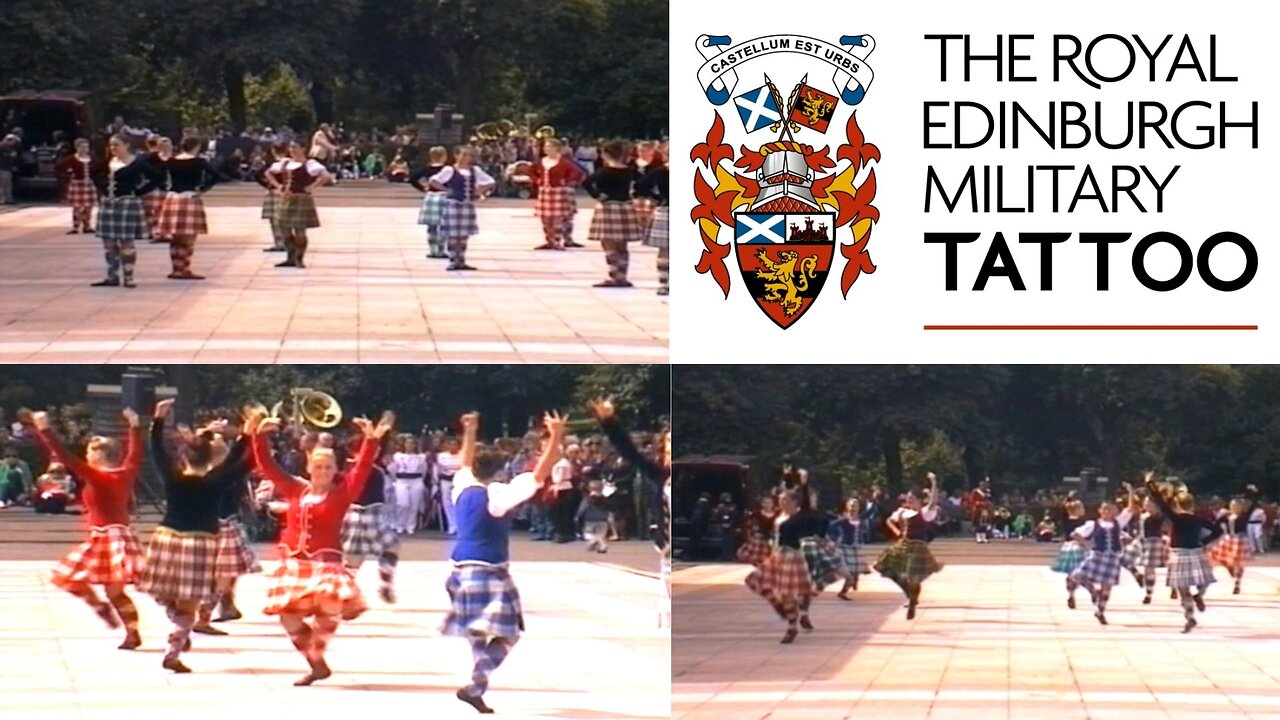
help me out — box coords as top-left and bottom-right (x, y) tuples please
(755, 249), (819, 317)
(798, 91), (834, 127)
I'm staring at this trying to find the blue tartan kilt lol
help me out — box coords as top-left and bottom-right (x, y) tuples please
(417, 192), (446, 226)
(1050, 542), (1086, 573)
(800, 537), (847, 589)
(645, 205), (669, 249)
(835, 543), (866, 575)
(439, 198), (479, 238)
(96, 196), (150, 241)
(341, 503), (399, 559)
(1070, 550), (1124, 587)
(1167, 547), (1216, 589)
(442, 564), (524, 639)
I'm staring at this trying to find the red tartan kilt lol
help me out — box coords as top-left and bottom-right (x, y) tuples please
(142, 191), (166, 224)
(588, 201), (642, 245)
(65, 179), (97, 209)
(736, 536), (771, 566)
(745, 547), (815, 601)
(1209, 535), (1251, 567)
(534, 186), (575, 220)
(264, 552), (366, 620)
(156, 194), (209, 236)
(50, 525), (143, 588)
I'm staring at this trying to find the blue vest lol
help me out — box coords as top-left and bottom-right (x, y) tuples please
(449, 485), (510, 564)
(444, 169), (476, 202)
(1093, 522), (1121, 553)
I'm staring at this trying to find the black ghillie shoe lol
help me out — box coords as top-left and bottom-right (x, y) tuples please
(799, 616), (813, 631)
(780, 628), (798, 644)
(1094, 611), (1108, 625)
(1067, 597), (1076, 610)
(163, 657), (192, 673)
(455, 688), (494, 714)
(1182, 618), (1197, 634)
(1193, 594), (1206, 613)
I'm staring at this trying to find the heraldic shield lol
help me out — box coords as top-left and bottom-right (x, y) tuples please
(734, 211), (835, 329)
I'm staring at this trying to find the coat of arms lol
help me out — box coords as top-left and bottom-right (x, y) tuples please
(691, 34), (881, 328)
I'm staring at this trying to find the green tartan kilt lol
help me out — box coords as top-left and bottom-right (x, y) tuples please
(874, 539), (943, 584)
(274, 193), (320, 229)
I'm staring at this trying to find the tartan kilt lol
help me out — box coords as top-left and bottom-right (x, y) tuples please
(341, 503), (399, 559)
(142, 190), (165, 229)
(801, 536), (847, 588)
(1129, 536), (1170, 569)
(214, 517), (262, 580)
(735, 535), (771, 567)
(1209, 534), (1251, 567)
(836, 543), (866, 575)
(439, 198), (479, 238)
(417, 192), (446, 226)
(1069, 550), (1124, 587)
(260, 192), (276, 220)
(264, 553), (366, 620)
(138, 526), (217, 602)
(874, 539), (943, 584)
(156, 193), (209, 237)
(534, 186), (575, 221)
(645, 205), (669, 249)
(745, 546), (816, 601)
(65, 178), (97, 209)
(442, 564), (525, 639)
(588, 200), (642, 244)
(274, 193), (321, 230)
(96, 196), (150, 241)
(1050, 542), (1086, 573)
(1167, 547), (1217, 589)
(50, 524), (143, 588)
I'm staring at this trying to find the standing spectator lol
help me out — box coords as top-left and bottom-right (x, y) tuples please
(0, 134), (19, 205)
(309, 123), (340, 174)
(576, 479), (611, 553)
(550, 444), (580, 542)
(713, 493), (739, 561)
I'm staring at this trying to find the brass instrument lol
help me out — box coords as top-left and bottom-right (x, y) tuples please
(264, 388), (343, 429)
(534, 125), (557, 141)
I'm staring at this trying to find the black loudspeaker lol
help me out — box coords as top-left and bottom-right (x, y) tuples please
(121, 373), (156, 414)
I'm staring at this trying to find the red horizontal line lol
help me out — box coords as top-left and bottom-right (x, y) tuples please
(924, 325), (1258, 331)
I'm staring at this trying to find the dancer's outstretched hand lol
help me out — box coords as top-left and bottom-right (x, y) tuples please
(123, 407), (142, 427)
(461, 412), (480, 432)
(31, 411), (50, 431)
(374, 411), (396, 439)
(351, 417), (373, 437)
(589, 397), (615, 421)
(544, 410), (568, 436)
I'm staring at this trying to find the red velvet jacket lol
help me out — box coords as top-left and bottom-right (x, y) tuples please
(54, 155), (95, 181)
(252, 432), (377, 557)
(530, 158), (585, 188)
(36, 427), (142, 527)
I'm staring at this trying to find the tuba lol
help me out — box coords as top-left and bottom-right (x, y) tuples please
(266, 388), (343, 429)
(534, 125), (557, 141)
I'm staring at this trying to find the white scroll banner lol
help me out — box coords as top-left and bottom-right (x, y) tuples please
(696, 33), (876, 106)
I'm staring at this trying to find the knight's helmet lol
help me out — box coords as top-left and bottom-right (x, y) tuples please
(750, 141), (820, 214)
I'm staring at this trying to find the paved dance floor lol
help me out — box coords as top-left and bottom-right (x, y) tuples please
(0, 184), (667, 363)
(674, 546), (1280, 720)
(0, 559), (669, 720)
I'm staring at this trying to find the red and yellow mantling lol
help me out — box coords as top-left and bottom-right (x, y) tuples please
(690, 112), (880, 298)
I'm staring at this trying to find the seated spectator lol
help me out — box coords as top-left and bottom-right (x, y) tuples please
(33, 463), (74, 514)
(1035, 514), (1057, 542)
(0, 450), (31, 507)
(387, 151), (410, 183)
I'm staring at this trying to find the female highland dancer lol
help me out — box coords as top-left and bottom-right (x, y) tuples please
(90, 135), (165, 288)
(530, 138), (585, 251)
(410, 145), (449, 259)
(737, 495), (779, 566)
(631, 141), (660, 236)
(829, 498), (866, 599)
(745, 479), (824, 643)
(429, 146), (496, 272)
(266, 140), (332, 269)
(141, 136), (172, 243)
(139, 400), (255, 672)
(588, 398), (672, 627)
(156, 137), (220, 280)
(635, 141), (669, 296)
(389, 435), (429, 534)
(54, 138), (97, 234)
(1208, 484), (1261, 595)
(255, 143), (289, 253)
(1144, 473), (1224, 632)
(194, 416), (263, 633)
(1123, 490), (1171, 605)
(1064, 487), (1135, 625)
(873, 473), (944, 620)
(583, 140), (642, 287)
(32, 407), (145, 650)
(341, 434), (399, 604)
(443, 410), (566, 714)
(252, 409), (395, 685)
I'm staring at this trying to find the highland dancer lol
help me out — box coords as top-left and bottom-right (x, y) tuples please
(195, 415), (263, 633)
(744, 477), (825, 643)
(1064, 486), (1135, 625)
(443, 410), (566, 714)
(829, 498), (866, 599)
(139, 400), (255, 672)
(873, 473), (944, 620)
(1209, 485), (1261, 594)
(340, 434), (400, 603)
(530, 138), (584, 251)
(1124, 490), (1171, 605)
(32, 408), (145, 650)
(54, 138), (97, 234)
(155, 137), (220, 279)
(430, 146), (496, 272)
(254, 143), (289, 252)
(1144, 473), (1223, 632)
(91, 135), (165, 287)
(631, 141), (660, 236)
(584, 140), (642, 287)
(635, 141), (669, 295)
(252, 409), (395, 685)
(410, 146), (449, 259)
(266, 140), (332, 269)
(140, 135), (170, 243)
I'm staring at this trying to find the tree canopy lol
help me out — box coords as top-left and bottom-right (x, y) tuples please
(674, 365), (1280, 498)
(0, 0), (668, 137)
